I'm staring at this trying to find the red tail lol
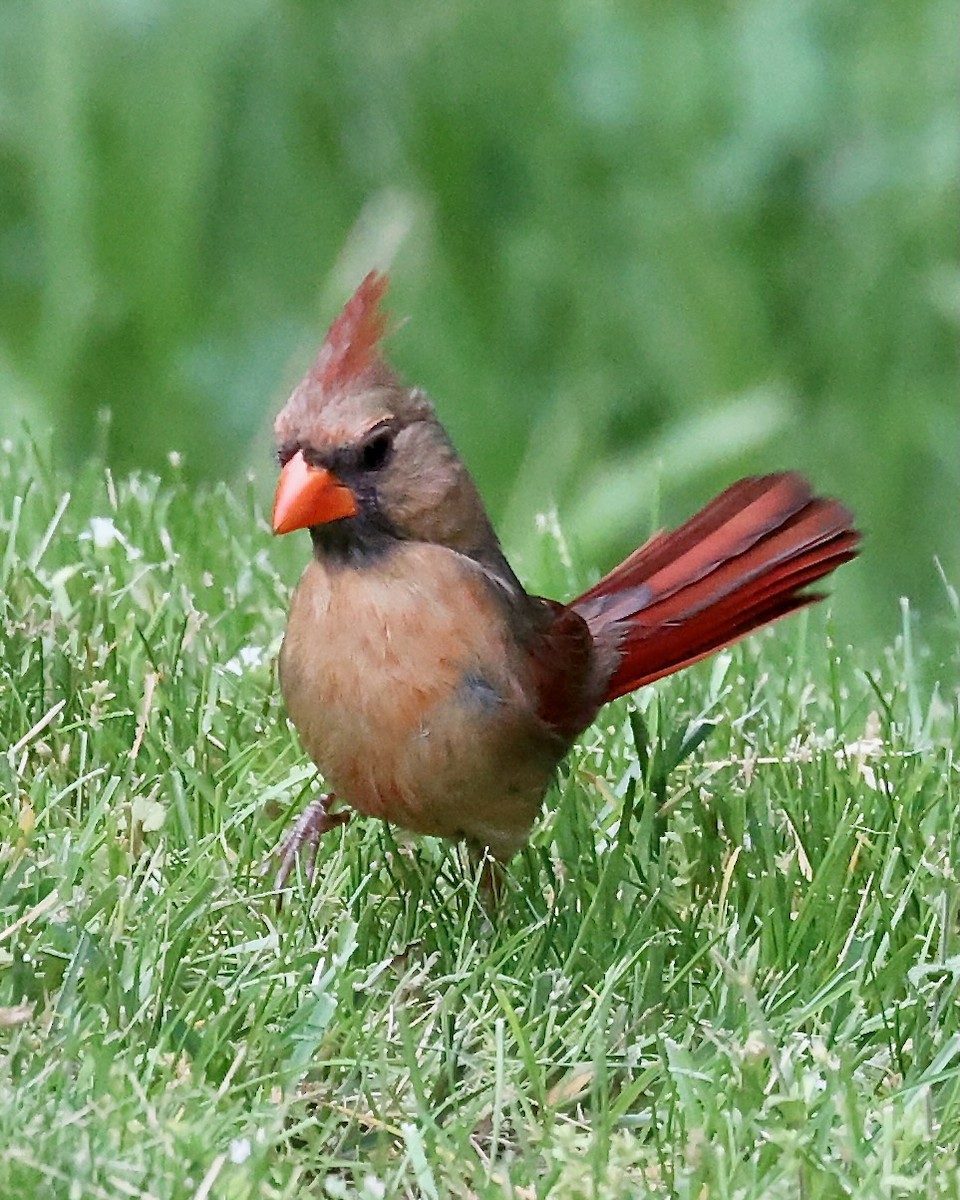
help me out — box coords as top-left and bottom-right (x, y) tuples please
(572, 473), (860, 701)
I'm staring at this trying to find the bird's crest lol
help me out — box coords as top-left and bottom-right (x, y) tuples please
(310, 272), (390, 393)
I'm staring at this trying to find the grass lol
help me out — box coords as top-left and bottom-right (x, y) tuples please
(1, 0), (957, 648)
(0, 442), (958, 1199)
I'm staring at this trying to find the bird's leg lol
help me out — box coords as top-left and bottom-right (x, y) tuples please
(467, 841), (507, 905)
(273, 793), (350, 888)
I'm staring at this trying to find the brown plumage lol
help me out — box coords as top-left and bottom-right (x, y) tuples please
(269, 273), (860, 877)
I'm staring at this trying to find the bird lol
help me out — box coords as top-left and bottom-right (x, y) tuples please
(269, 272), (860, 884)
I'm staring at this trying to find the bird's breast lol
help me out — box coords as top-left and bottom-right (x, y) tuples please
(278, 545), (564, 856)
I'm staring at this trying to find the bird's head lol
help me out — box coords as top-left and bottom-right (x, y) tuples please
(272, 273), (497, 566)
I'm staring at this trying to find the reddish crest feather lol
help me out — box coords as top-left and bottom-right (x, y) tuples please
(311, 271), (390, 392)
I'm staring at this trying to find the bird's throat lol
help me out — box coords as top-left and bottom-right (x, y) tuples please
(309, 513), (398, 568)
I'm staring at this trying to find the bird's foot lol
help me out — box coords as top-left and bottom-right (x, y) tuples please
(467, 842), (507, 905)
(272, 793), (350, 889)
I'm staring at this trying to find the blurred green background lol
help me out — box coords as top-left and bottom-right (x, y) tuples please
(0, 0), (957, 649)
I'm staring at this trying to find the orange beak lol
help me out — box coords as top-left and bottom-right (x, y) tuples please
(272, 450), (359, 535)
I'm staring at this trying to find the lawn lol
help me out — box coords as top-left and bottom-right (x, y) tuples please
(1, 0), (956, 649)
(0, 445), (957, 1198)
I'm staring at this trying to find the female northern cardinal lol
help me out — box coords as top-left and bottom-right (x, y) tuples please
(270, 273), (859, 881)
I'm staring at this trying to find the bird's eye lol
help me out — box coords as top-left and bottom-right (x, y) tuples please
(277, 445), (297, 468)
(359, 431), (393, 472)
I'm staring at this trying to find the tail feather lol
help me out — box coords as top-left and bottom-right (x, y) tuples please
(575, 473), (808, 609)
(572, 474), (860, 701)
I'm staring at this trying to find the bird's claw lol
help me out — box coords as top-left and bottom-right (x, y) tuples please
(271, 793), (350, 889)
(467, 842), (507, 905)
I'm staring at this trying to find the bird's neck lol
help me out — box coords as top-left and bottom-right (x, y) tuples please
(309, 515), (397, 568)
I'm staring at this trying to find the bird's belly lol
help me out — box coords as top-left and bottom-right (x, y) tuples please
(279, 552), (563, 857)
